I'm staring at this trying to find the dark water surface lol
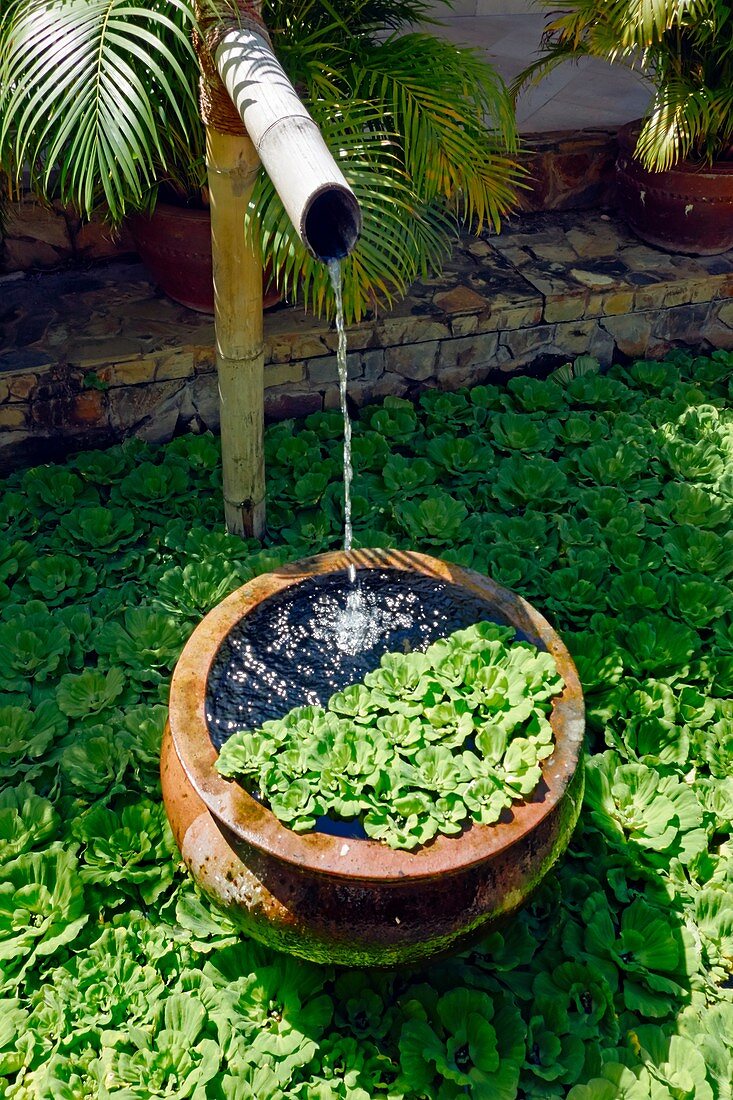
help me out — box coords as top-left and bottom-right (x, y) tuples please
(206, 568), (506, 750)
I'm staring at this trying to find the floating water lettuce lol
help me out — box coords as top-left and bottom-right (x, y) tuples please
(216, 623), (563, 849)
(0, 699), (66, 779)
(57, 504), (140, 552)
(398, 988), (525, 1099)
(28, 925), (166, 1052)
(97, 992), (220, 1098)
(0, 849), (88, 989)
(0, 349), (730, 1096)
(72, 797), (175, 908)
(0, 783), (58, 866)
(0, 606), (72, 692)
(153, 561), (244, 619)
(584, 751), (706, 869)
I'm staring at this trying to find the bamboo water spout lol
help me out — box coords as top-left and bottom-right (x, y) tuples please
(196, 1), (361, 538)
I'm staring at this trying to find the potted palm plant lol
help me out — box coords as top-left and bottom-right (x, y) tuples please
(0, 0), (522, 321)
(514, 0), (733, 255)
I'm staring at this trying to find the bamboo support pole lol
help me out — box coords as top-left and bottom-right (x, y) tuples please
(206, 128), (265, 539)
(195, 0), (359, 538)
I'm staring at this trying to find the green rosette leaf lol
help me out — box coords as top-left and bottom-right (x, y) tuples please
(0, 783), (59, 866)
(0, 698), (67, 779)
(0, 849), (88, 988)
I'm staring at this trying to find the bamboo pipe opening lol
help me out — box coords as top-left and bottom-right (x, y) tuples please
(302, 184), (361, 261)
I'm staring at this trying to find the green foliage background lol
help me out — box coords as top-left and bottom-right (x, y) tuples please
(0, 350), (732, 1096)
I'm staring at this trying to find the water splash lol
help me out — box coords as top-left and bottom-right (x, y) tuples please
(328, 258), (355, 585)
(206, 570), (501, 745)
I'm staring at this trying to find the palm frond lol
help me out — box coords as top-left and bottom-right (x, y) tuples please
(0, 0), (199, 222)
(638, 80), (733, 169)
(517, 0), (733, 166)
(347, 34), (522, 231)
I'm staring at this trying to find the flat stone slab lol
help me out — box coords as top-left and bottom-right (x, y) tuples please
(1, 211), (732, 471)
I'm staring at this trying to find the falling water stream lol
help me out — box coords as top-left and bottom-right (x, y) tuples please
(327, 259), (355, 584)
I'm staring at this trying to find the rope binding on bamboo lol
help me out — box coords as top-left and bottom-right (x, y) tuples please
(194, 0), (273, 135)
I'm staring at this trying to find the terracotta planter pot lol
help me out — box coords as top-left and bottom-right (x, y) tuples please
(616, 122), (733, 255)
(127, 202), (280, 314)
(163, 548), (585, 967)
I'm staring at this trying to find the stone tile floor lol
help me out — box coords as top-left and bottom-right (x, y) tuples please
(424, 9), (651, 133)
(1, 210), (732, 470)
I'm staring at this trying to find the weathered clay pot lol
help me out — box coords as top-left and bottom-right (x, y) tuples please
(127, 202), (280, 313)
(163, 548), (585, 967)
(617, 121), (733, 255)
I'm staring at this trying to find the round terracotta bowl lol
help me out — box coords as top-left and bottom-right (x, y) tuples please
(163, 548), (585, 967)
(617, 121), (733, 255)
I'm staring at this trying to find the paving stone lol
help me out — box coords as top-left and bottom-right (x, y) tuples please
(363, 349), (386, 380)
(14, 203), (72, 249)
(307, 352), (363, 385)
(477, 302), (544, 333)
(8, 375), (37, 401)
(156, 350), (196, 382)
(69, 337), (145, 368)
(501, 324), (557, 361)
(544, 295), (588, 322)
(74, 217), (135, 262)
(437, 333), (499, 373)
(663, 280), (720, 308)
(265, 361), (306, 387)
(15, 313), (53, 346)
(267, 340), (293, 364)
(434, 286), (491, 314)
(3, 236), (65, 274)
(0, 405), (27, 429)
(135, 388), (188, 445)
(717, 300), (733, 327)
(373, 317), (450, 347)
(566, 225), (619, 258)
(653, 303), (714, 344)
(265, 388), (323, 420)
(97, 359), (157, 387)
(700, 309), (733, 348)
(569, 268), (617, 290)
(600, 312), (654, 358)
(288, 334), (330, 360)
(450, 314), (479, 337)
(191, 375), (220, 429)
(70, 390), (107, 427)
(346, 376), (405, 407)
(0, 348), (55, 374)
(633, 284), (670, 311)
(601, 291), (635, 317)
(108, 380), (184, 432)
(1, 210), (731, 471)
(387, 342), (439, 380)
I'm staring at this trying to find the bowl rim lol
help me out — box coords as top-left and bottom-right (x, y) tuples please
(167, 548), (585, 883)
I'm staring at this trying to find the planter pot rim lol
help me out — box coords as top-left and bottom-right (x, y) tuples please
(168, 548), (585, 883)
(618, 120), (733, 177)
(127, 202), (210, 226)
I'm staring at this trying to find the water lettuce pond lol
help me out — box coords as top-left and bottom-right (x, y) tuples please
(0, 349), (732, 1096)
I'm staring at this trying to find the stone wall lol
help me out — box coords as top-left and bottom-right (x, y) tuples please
(2, 211), (733, 473)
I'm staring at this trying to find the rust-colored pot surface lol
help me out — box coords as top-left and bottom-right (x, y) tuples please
(163, 549), (585, 967)
(127, 202), (280, 314)
(616, 122), (733, 255)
